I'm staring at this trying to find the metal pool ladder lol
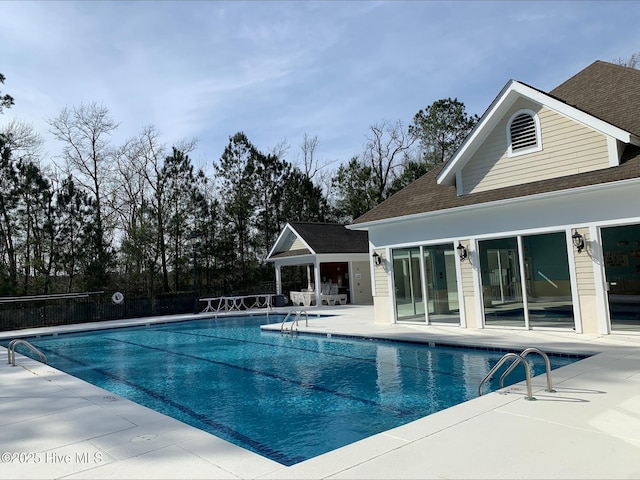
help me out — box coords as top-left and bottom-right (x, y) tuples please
(478, 347), (556, 401)
(280, 310), (309, 334)
(7, 339), (48, 366)
(500, 347), (556, 393)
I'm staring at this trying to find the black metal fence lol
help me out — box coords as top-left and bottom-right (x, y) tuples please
(0, 291), (197, 332)
(0, 279), (298, 332)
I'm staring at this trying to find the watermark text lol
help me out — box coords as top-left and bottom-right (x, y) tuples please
(1, 451), (104, 465)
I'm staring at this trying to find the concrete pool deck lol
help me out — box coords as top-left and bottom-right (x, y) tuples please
(1, 305), (640, 479)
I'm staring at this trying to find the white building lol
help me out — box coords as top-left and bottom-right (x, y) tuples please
(349, 61), (640, 335)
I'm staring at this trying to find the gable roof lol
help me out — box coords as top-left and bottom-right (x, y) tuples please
(351, 61), (640, 227)
(438, 62), (640, 187)
(268, 222), (369, 259)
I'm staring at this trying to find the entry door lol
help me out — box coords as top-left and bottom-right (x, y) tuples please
(601, 224), (640, 332)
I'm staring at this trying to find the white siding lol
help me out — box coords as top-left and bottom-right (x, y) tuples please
(290, 237), (310, 253)
(372, 249), (391, 324)
(459, 243), (478, 328)
(351, 261), (373, 304)
(373, 249), (389, 297)
(572, 228), (600, 334)
(461, 99), (610, 194)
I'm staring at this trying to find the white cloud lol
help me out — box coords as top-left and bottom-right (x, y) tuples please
(2, 0), (640, 168)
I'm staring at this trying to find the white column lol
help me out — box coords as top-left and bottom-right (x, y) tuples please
(314, 261), (322, 306)
(275, 264), (282, 295)
(306, 264), (313, 289)
(590, 224), (610, 335)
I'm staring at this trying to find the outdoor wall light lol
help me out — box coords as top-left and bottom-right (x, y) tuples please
(372, 252), (382, 266)
(457, 243), (468, 261)
(572, 230), (585, 253)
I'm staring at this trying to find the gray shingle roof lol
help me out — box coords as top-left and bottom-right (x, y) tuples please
(352, 61), (640, 226)
(272, 222), (369, 256)
(353, 146), (640, 225)
(550, 61), (640, 137)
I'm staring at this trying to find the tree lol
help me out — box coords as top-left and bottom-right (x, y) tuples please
(131, 126), (172, 292)
(190, 172), (220, 295)
(15, 159), (53, 293)
(214, 132), (258, 290)
(331, 157), (378, 223)
(53, 176), (96, 292)
(0, 73), (14, 114)
(114, 134), (152, 294)
(161, 147), (199, 292)
(112, 125), (184, 295)
(252, 150), (289, 262)
(0, 78), (13, 291)
(0, 77), (15, 268)
(281, 167), (332, 223)
(0, 97), (53, 294)
(409, 98), (479, 166)
(362, 120), (416, 205)
(387, 160), (431, 196)
(0, 123), (59, 294)
(1, 120), (44, 164)
(615, 51), (640, 69)
(0, 147), (20, 291)
(300, 133), (321, 180)
(48, 102), (119, 289)
(332, 120), (416, 223)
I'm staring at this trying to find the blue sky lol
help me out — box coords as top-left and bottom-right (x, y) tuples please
(1, 1), (639, 173)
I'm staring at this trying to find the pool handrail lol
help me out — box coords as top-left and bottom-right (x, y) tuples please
(7, 339), (48, 366)
(478, 352), (535, 400)
(499, 347), (556, 392)
(280, 310), (309, 334)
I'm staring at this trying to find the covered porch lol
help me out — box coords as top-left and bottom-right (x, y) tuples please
(267, 222), (373, 307)
(272, 255), (354, 307)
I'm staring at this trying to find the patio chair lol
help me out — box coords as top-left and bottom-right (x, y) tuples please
(321, 282), (338, 306)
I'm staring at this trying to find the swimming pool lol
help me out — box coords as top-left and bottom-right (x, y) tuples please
(12, 315), (578, 465)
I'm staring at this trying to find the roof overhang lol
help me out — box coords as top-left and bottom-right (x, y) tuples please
(347, 176), (640, 232)
(437, 81), (639, 186)
(267, 252), (370, 267)
(267, 253), (316, 266)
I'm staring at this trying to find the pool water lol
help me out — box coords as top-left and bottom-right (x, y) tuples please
(14, 316), (578, 465)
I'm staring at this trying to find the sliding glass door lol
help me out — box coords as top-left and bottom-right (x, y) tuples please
(602, 224), (640, 332)
(423, 245), (460, 324)
(393, 244), (460, 324)
(479, 237), (525, 327)
(523, 232), (574, 328)
(479, 232), (574, 329)
(393, 248), (424, 321)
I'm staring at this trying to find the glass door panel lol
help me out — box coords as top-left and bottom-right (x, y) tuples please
(523, 232), (574, 329)
(602, 224), (640, 332)
(392, 248), (425, 322)
(423, 244), (460, 325)
(479, 237), (525, 327)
